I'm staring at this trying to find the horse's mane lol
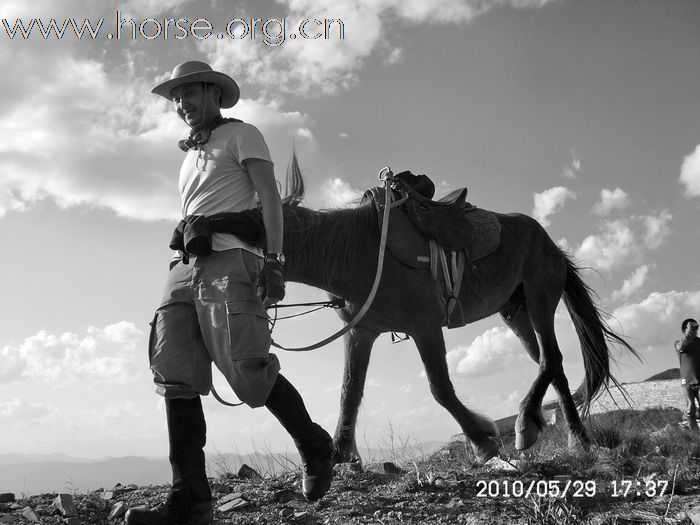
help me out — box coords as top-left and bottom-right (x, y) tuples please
(281, 153), (380, 288)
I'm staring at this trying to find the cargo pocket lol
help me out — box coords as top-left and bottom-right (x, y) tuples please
(226, 299), (272, 361)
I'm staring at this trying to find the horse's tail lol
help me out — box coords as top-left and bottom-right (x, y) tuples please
(562, 256), (640, 416)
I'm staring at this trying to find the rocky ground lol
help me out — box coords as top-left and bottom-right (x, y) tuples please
(3, 454), (700, 525)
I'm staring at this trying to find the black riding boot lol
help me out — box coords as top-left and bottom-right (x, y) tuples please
(125, 397), (212, 525)
(265, 374), (334, 501)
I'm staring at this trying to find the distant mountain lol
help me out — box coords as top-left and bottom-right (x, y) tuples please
(0, 456), (172, 496)
(644, 368), (680, 381)
(0, 453), (94, 466)
(0, 442), (445, 497)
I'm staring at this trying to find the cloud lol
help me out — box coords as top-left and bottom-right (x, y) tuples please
(0, 1), (564, 219)
(643, 210), (672, 250)
(532, 186), (576, 227)
(0, 396), (53, 423)
(613, 289), (700, 353)
(199, 0), (564, 97)
(308, 177), (363, 208)
(562, 149), (581, 179)
(0, 322), (146, 386)
(383, 47), (404, 65)
(0, 48), (314, 220)
(116, 0), (191, 18)
(1, 0), (91, 19)
(398, 384), (414, 395)
(592, 188), (630, 216)
(680, 144), (700, 198)
(575, 219), (634, 271)
(574, 211), (672, 273)
(0, 52), (180, 220)
(611, 265), (651, 302)
(446, 326), (523, 377)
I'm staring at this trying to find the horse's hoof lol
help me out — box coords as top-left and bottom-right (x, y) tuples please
(332, 442), (362, 465)
(568, 433), (590, 452)
(472, 437), (499, 463)
(515, 417), (539, 450)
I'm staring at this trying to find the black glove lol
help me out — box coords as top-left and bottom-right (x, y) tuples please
(258, 260), (285, 305)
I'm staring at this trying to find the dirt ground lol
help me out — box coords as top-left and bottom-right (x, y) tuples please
(3, 462), (700, 525)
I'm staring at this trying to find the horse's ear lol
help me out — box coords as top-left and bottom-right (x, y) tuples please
(283, 150), (305, 206)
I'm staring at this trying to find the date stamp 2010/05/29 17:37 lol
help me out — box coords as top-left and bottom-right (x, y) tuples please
(475, 479), (670, 499)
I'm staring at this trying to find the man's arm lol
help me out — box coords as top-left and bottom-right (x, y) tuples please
(244, 157), (285, 306)
(244, 158), (283, 254)
(677, 334), (695, 354)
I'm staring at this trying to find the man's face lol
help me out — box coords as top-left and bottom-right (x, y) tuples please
(170, 82), (219, 129)
(686, 322), (699, 337)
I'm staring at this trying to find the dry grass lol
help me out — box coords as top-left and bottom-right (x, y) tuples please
(189, 407), (700, 524)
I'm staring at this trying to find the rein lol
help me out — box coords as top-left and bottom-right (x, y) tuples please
(268, 298), (346, 321)
(211, 167), (397, 407)
(269, 166), (397, 352)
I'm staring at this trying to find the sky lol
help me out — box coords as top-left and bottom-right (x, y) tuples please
(1, 0), (699, 462)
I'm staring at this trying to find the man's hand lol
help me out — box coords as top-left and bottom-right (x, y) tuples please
(258, 260), (285, 307)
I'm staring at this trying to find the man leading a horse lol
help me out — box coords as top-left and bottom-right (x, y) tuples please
(125, 61), (334, 525)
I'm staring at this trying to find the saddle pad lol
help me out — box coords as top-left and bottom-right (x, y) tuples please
(386, 205), (501, 268)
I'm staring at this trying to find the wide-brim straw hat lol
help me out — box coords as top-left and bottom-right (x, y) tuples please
(151, 60), (240, 108)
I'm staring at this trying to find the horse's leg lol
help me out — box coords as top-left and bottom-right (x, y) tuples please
(500, 302), (547, 450)
(333, 326), (379, 464)
(522, 282), (590, 452)
(413, 326), (499, 462)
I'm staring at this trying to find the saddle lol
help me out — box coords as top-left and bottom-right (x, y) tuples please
(365, 172), (501, 266)
(392, 171), (471, 252)
(364, 171), (501, 328)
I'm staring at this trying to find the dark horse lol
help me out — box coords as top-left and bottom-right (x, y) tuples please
(276, 160), (637, 464)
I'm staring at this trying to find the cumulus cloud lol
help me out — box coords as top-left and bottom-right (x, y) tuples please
(613, 289), (700, 353)
(0, 52), (179, 219)
(574, 211), (672, 273)
(575, 219), (634, 271)
(532, 186), (576, 227)
(0, 0), (564, 219)
(446, 326), (523, 377)
(643, 210), (672, 250)
(0, 48), (314, 220)
(680, 144), (700, 198)
(116, 0), (191, 18)
(0, 322), (145, 386)
(1, 0), (91, 19)
(592, 188), (630, 216)
(308, 177), (363, 208)
(611, 265), (651, 302)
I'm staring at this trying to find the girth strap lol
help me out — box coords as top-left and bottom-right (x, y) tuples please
(430, 240), (467, 328)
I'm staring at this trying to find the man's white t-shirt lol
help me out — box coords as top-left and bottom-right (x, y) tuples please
(179, 121), (272, 255)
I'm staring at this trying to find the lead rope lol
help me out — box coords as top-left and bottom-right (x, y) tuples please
(211, 166), (398, 406)
(270, 166), (397, 351)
